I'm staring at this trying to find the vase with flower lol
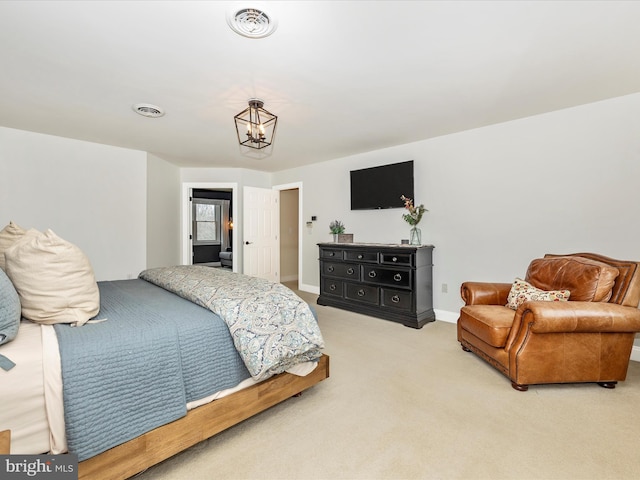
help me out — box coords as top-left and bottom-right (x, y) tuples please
(401, 195), (427, 245)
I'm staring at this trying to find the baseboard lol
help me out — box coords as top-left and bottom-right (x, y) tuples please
(280, 275), (299, 282)
(631, 345), (640, 363)
(435, 309), (458, 324)
(299, 283), (320, 295)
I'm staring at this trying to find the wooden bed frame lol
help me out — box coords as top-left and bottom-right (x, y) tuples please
(77, 354), (329, 479)
(0, 429), (9, 455)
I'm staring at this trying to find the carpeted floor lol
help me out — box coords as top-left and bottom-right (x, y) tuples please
(135, 285), (640, 480)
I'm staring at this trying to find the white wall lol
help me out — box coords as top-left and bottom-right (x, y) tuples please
(0, 126), (147, 280)
(180, 167), (272, 187)
(2, 93), (638, 352)
(147, 153), (181, 268)
(273, 93), (640, 321)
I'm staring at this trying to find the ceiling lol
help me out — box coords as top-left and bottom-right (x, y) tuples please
(1, 1), (639, 173)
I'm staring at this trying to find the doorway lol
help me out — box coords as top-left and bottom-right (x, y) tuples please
(275, 182), (302, 290)
(181, 182), (238, 272)
(191, 190), (231, 266)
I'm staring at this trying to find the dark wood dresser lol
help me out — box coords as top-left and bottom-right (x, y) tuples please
(317, 243), (435, 328)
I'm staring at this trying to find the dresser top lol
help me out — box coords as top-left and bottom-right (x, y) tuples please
(318, 242), (434, 249)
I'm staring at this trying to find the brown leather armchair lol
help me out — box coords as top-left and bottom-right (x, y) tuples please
(457, 253), (640, 391)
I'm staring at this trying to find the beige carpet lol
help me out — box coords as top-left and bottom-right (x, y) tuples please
(135, 287), (640, 480)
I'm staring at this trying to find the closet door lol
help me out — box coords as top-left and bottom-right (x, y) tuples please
(243, 186), (279, 283)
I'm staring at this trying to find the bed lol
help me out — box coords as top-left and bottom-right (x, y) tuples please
(0, 225), (329, 480)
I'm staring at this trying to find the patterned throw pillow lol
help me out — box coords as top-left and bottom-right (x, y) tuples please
(505, 277), (570, 310)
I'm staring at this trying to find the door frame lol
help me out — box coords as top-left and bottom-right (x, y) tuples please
(273, 182), (303, 288)
(181, 182), (238, 272)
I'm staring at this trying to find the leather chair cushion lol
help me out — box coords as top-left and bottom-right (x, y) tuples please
(526, 256), (619, 302)
(459, 305), (515, 348)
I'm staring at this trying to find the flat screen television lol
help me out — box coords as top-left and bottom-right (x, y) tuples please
(350, 160), (414, 210)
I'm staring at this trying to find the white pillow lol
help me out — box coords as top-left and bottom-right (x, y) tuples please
(0, 221), (26, 271)
(4, 229), (100, 326)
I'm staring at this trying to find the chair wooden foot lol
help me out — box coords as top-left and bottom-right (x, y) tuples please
(511, 382), (529, 391)
(597, 382), (617, 389)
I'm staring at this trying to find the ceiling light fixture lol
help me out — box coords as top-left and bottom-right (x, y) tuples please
(226, 6), (277, 38)
(234, 98), (277, 151)
(132, 103), (165, 118)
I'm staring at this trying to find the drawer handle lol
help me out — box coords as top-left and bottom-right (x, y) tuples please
(347, 267), (355, 275)
(391, 295), (400, 303)
(357, 289), (366, 297)
(327, 266), (334, 273)
(368, 271), (377, 278)
(329, 252), (335, 257)
(394, 273), (402, 282)
(357, 254), (363, 259)
(329, 284), (337, 291)
(392, 256), (398, 262)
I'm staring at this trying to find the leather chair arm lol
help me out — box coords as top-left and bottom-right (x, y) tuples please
(460, 282), (512, 306)
(518, 301), (640, 334)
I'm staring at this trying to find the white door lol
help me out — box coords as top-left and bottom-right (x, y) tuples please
(243, 186), (279, 282)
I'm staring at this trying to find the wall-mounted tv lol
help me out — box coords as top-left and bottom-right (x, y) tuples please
(350, 160), (414, 210)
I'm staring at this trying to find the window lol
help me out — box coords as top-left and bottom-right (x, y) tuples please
(192, 199), (222, 245)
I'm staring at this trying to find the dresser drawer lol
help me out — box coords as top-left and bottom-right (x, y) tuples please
(322, 262), (360, 280)
(321, 278), (343, 298)
(321, 248), (343, 260)
(344, 250), (378, 263)
(381, 288), (413, 312)
(362, 266), (411, 288)
(344, 282), (379, 305)
(380, 252), (413, 266)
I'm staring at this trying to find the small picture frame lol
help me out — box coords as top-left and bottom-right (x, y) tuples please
(337, 234), (354, 243)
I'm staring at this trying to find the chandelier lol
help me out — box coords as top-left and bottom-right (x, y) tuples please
(234, 99), (278, 150)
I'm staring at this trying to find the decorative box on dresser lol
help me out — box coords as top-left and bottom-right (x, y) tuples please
(317, 243), (435, 328)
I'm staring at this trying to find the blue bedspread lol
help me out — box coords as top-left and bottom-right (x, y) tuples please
(54, 279), (251, 461)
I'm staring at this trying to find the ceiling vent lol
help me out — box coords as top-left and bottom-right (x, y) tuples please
(227, 7), (278, 38)
(132, 103), (165, 118)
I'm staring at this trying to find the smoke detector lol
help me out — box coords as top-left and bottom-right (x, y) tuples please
(227, 6), (278, 38)
(132, 103), (165, 118)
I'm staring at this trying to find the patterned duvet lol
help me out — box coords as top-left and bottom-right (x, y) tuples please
(139, 265), (325, 381)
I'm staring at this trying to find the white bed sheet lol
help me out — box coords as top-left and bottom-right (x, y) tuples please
(0, 320), (50, 454)
(42, 324), (67, 454)
(1, 322), (318, 456)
